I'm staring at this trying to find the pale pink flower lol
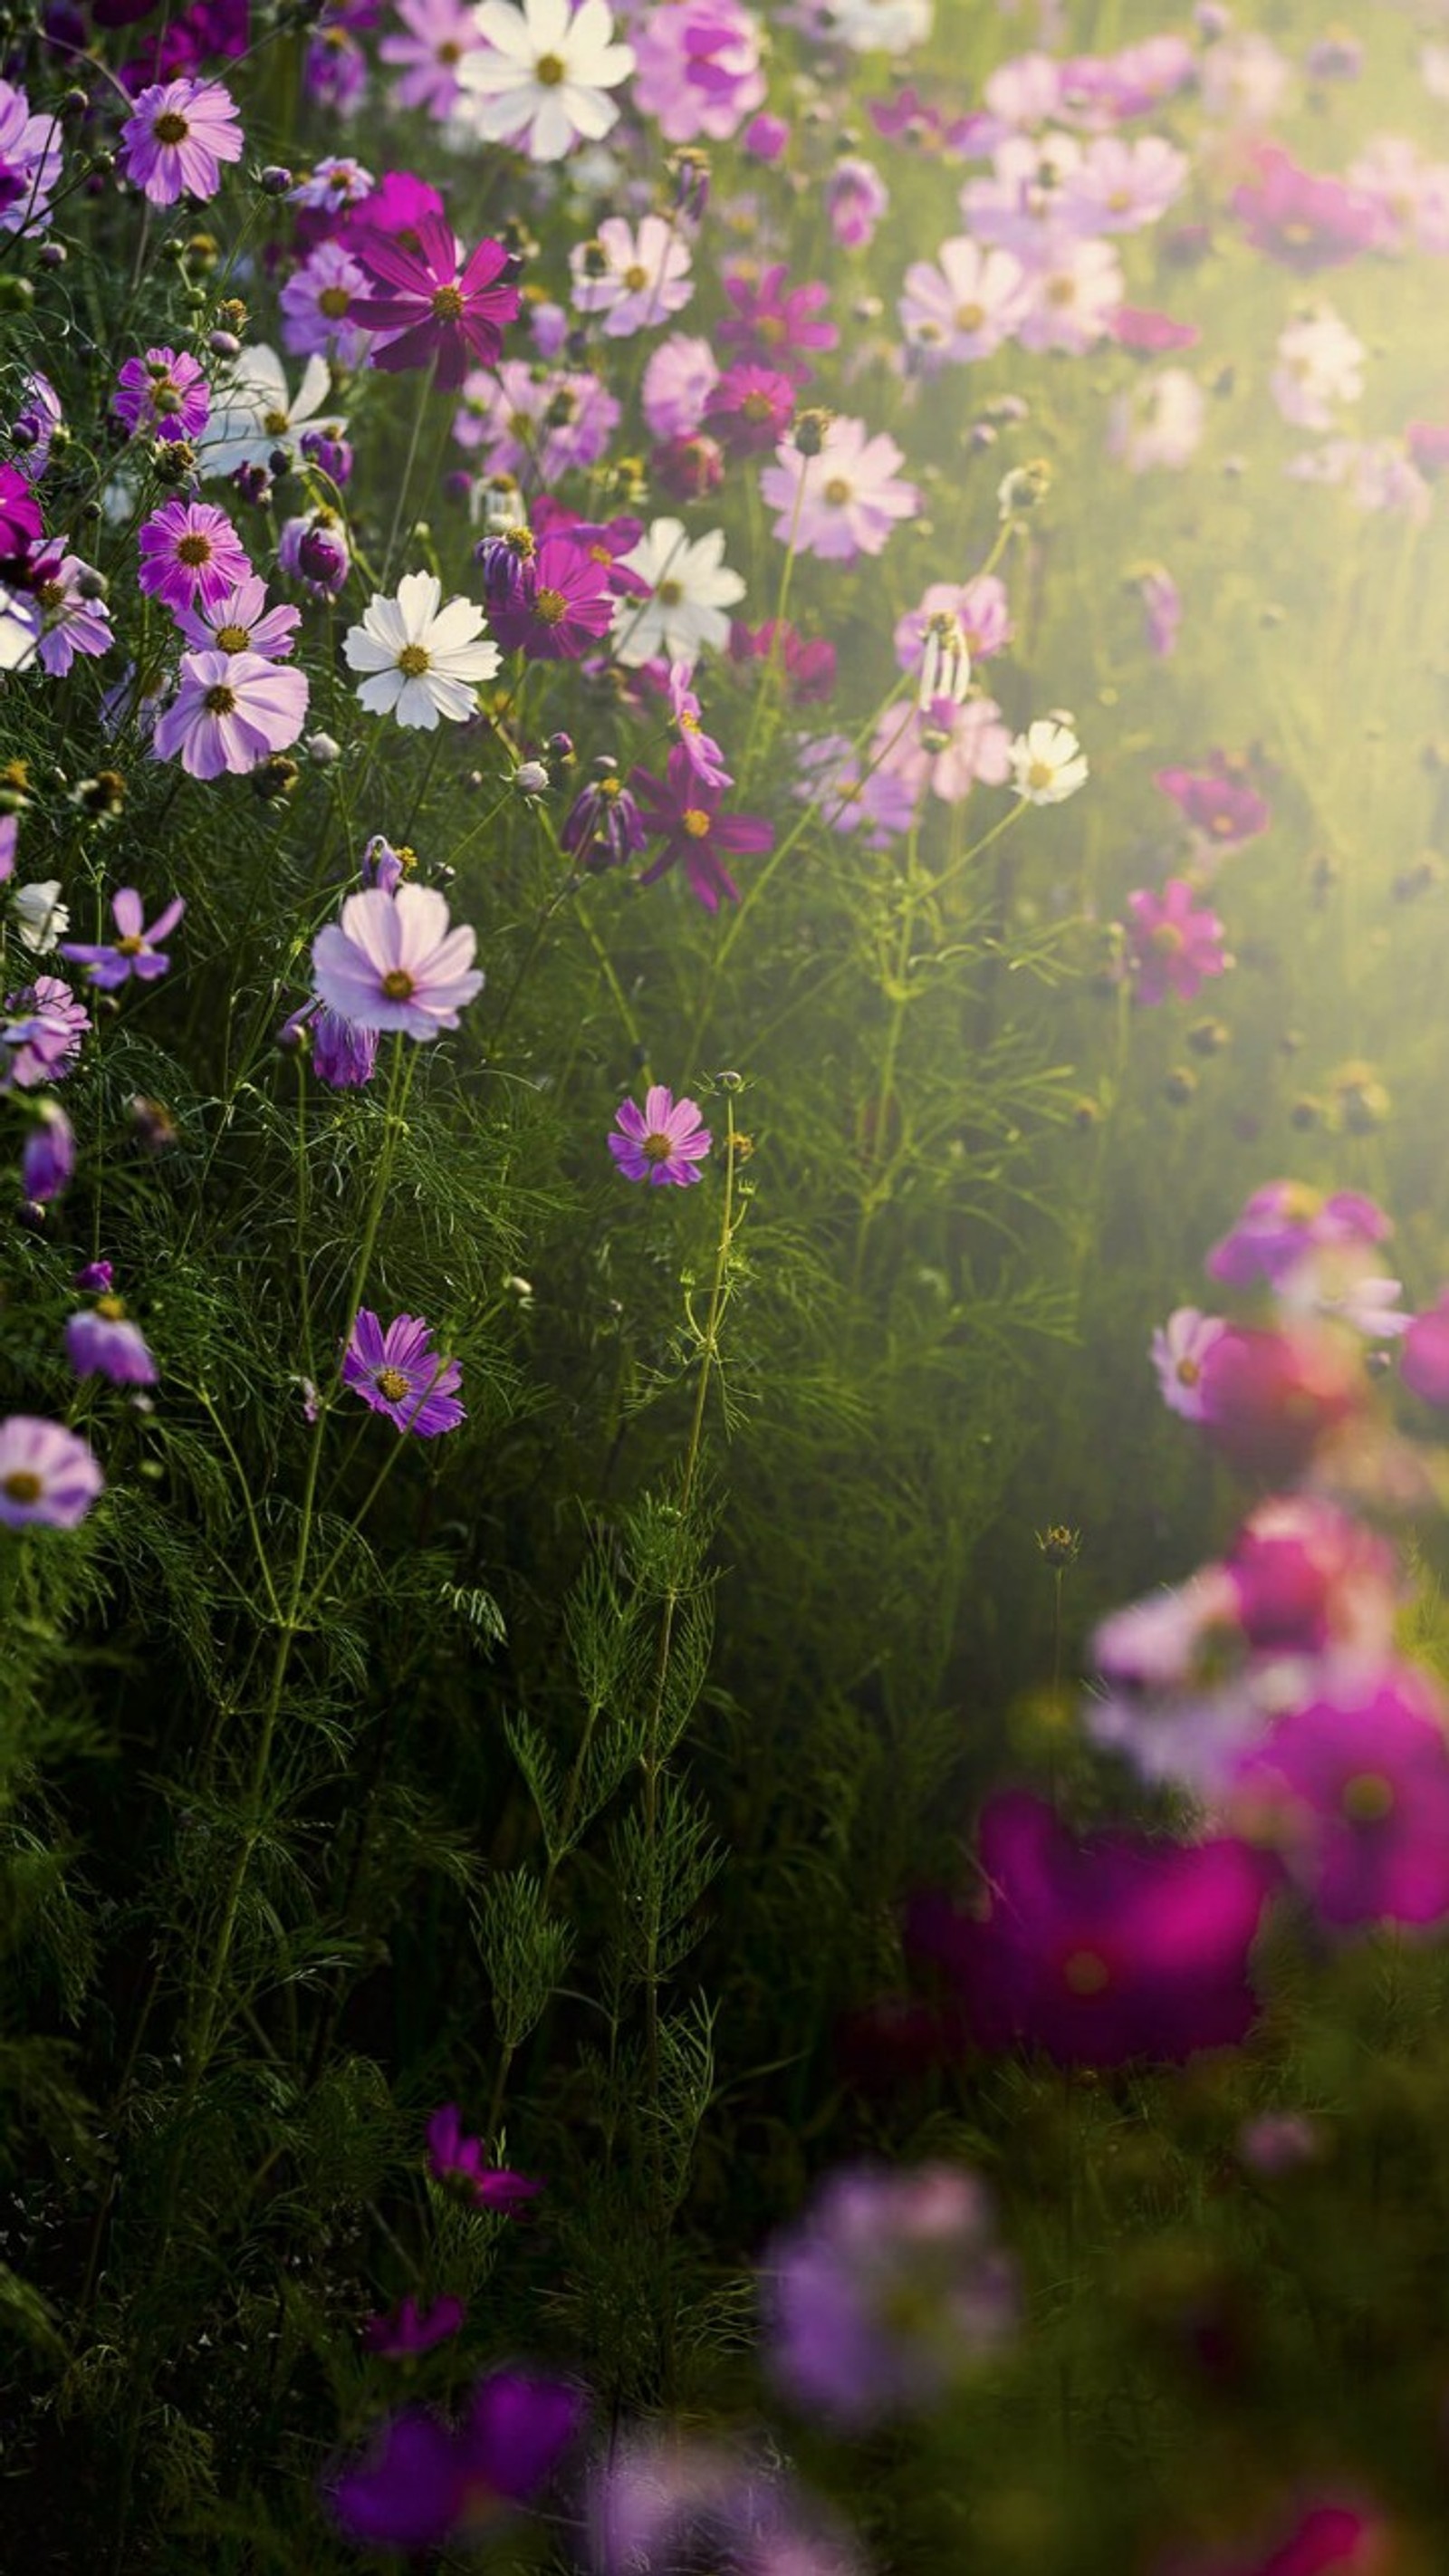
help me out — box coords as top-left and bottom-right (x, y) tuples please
(758, 416), (918, 563)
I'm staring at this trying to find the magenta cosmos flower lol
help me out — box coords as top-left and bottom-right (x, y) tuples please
(907, 1791), (1279, 2068)
(112, 347), (210, 443)
(0, 1415), (103, 1530)
(1156, 756), (1271, 851)
(631, 746), (772, 912)
(485, 533), (617, 660)
(152, 650), (309, 780)
(362, 2293), (467, 2359)
(761, 2164), (1017, 2430)
(312, 884), (482, 1038)
(1228, 1664), (1449, 1933)
(1232, 142), (1389, 271)
(426, 2103), (541, 2210)
(1123, 880), (1231, 1005)
(348, 214), (519, 391)
(717, 264), (838, 382)
(61, 888), (184, 990)
(342, 1312), (465, 1437)
(760, 416), (919, 564)
(325, 2368), (583, 2553)
(119, 77), (243, 207)
(138, 500), (252, 617)
(1206, 1183), (1391, 1290)
(609, 1086), (712, 1187)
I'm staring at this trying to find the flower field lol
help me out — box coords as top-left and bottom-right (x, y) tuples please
(9, 0), (1449, 2567)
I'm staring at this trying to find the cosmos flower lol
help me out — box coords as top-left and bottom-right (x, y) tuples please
(151, 650), (309, 780)
(279, 239), (376, 371)
(631, 749), (772, 911)
(1151, 1307), (1229, 1420)
(379, 0), (485, 116)
(30, 552), (113, 678)
(1228, 1665), (1449, 1932)
(614, 518), (744, 668)
(312, 883), (483, 1038)
(347, 216), (520, 390)
(0, 78), (62, 236)
(455, 0), (635, 164)
(1009, 719), (1089, 804)
(112, 347), (211, 444)
(570, 214), (693, 337)
(629, 0), (765, 145)
(138, 500), (252, 617)
(898, 237), (1034, 367)
(1122, 881), (1230, 1005)
(609, 1085), (712, 1186)
(485, 534), (617, 659)
(200, 347), (349, 479)
(65, 1296), (158, 1388)
(21, 1099), (73, 1204)
(119, 76), (243, 206)
(590, 2435), (865, 2576)
(1, 974), (90, 1091)
(425, 2104), (542, 2209)
(343, 572), (501, 727)
(174, 576), (301, 661)
(60, 888), (184, 990)
(0, 1415), (104, 1531)
(342, 1311), (465, 1436)
(325, 2369), (583, 2553)
(760, 416), (919, 564)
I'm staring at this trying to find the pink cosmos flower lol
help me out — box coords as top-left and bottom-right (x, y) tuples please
(0, 78), (62, 237)
(152, 650), (309, 780)
(119, 77), (243, 206)
(878, 697), (1013, 808)
(312, 883), (483, 1038)
(895, 578), (1012, 674)
(455, 360), (619, 482)
(631, 746), (772, 911)
(760, 416), (919, 563)
(1229, 1664), (1449, 1932)
(1156, 756), (1271, 851)
(629, 0), (765, 143)
(907, 1791), (1279, 2068)
(379, 0), (484, 115)
(1232, 141), (1390, 270)
(640, 333), (721, 441)
(348, 214), (519, 390)
(1159, 2498), (1393, 2576)
(1206, 1184), (1391, 1291)
(898, 237), (1034, 368)
(826, 156), (888, 251)
(0, 1415), (104, 1530)
(425, 2103), (540, 2206)
(174, 577), (301, 661)
(663, 662), (730, 788)
(1151, 1307), (1228, 1420)
(1, 974), (90, 1091)
(1016, 235), (1124, 354)
(1402, 1292), (1449, 1403)
(1122, 880), (1231, 1005)
(112, 346), (210, 443)
(570, 214), (693, 338)
(1196, 1323), (1366, 1482)
(342, 1311), (465, 1437)
(717, 264), (838, 384)
(138, 500), (252, 617)
(30, 551), (113, 678)
(609, 1085), (713, 1186)
(1056, 133), (1189, 233)
(60, 889), (184, 990)
(485, 533), (616, 659)
(703, 363), (794, 457)
(1108, 304), (1202, 353)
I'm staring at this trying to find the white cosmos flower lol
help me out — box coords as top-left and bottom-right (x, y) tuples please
(456, 0), (635, 163)
(199, 347), (348, 479)
(11, 879), (70, 953)
(1009, 717), (1089, 806)
(343, 570), (501, 730)
(613, 518), (744, 669)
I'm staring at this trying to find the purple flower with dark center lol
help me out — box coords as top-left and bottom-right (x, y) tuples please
(631, 745), (773, 912)
(60, 888), (184, 991)
(907, 1791), (1280, 2068)
(717, 264), (838, 382)
(325, 2368), (583, 2554)
(342, 1312), (465, 1437)
(112, 347), (210, 444)
(119, 76), (243, 206)
(0, 1415), (103, 1530)
(20, 1099), (73, 1204)
(762, 2163), (1018, 2428)
(138, 499), (252, 617)
(151, 650), (309, 781)
(348, 214), (519, 391)
(561, 761), (648, 872)
(312, 884), (482, 1039)
(704, 361), (796, 457)
(426, 2104), (542, 2210)
(65, 1296), (158, 1388)
(1228, 1664), (1449, 1932)
(362, 2293), (466, 2358)
(609, 1086), (712, 1187)
(485, 534), (617, 661)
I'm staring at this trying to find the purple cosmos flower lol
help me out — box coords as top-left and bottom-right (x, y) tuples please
(1, 975), (90, 1091)
(1206, 1184), (1391, 1291)
(60, 888), (184, 990)
(312, 885), (482, 1039)
(288, 152), (374, 212)
(326, 2368), (583, 2554)
(0, 1415), (103, 1530)
(1402, 1292), (1449, 1404)
(288, 1000), (379, 1090)
(907, 1791), (1280, 2068)
(718, 264), (838, 381)
(609, 1086), (712, 1187)
(762, 2164), (1017, 2429)
(570, 213), (694, 339)
(561, 761), (648, 872)
(112, 348), (210, 444)
(730, 619), (837, 705)
(1122, 881), (1232, 1005)
(379, 0), (483, 116)
(640, 334), (720, 442)
(174, 578), (301, 662)
(29, 551), (113, 679)
(0, 79), (62, 239)
(825, 155), (889, 250)
(590, 2436), (864, 2576)
(663, 662), (731, 788)
(65, 1296), (158, 1388)
(456, 360), (620, 484)
(348, 215), (519, 392)
(277, 511), (350, 600)
(631, 747), (772, 912)
(485, 534), (617, 660)
(119, 76), (243, 206)
(1229, 1665), (1449, 1933)
(280, 239), (376, 370)
(629, 0), (766, 145)
(20, 1099), (73, 1205)
(138, 500), (253, 618)
(1156, 756), (1271, 851)
(342, 1312), (465, 1437)
(426, 2104), (542, 2210)
(362, 2293), (466, 2358)
(11, 371), (62, 482)
(152, 650), (309, 781)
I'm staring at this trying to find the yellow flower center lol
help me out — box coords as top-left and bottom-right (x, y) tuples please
(1027, 758), (1055, 793)
(823, 476), (852, 505)
(1062, 1947), (1111, 1996)
(263, 408), (291, 437)
(1047, 274), (1078, 306)
(623, 264), (648, 291)
(380, 968), (415, 1000)
(215, 623), (249, 653)
(95, 1295), (127, 1321)
(657, 578), (684, 606)
(432, 284), (465, 321)
(535, 50), (565, 83)
(114, 937), (146, 958)
(681, 808), (711, 839)
(1176, 1356), (1200, 1387)
(397, 644), (431, 677)
(437, 36), (461, 61)
(533, 586), (568, 625)
(643, 1131), (674, 1161)
(1341, 1772), (1396, 1825)
(3, 1470), (43, 1504)
(955, 300), (985, 331)
(318, 286), (352, 319)
(375, 1366), (412, 1401)
(177, 533), (214, 567)
(204, 684), (236, 715)
(152, 110), (189, 143)
(36, 581), (65, 611)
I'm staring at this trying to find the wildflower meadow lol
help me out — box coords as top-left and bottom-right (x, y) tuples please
(10, 0), (1449, 2566)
